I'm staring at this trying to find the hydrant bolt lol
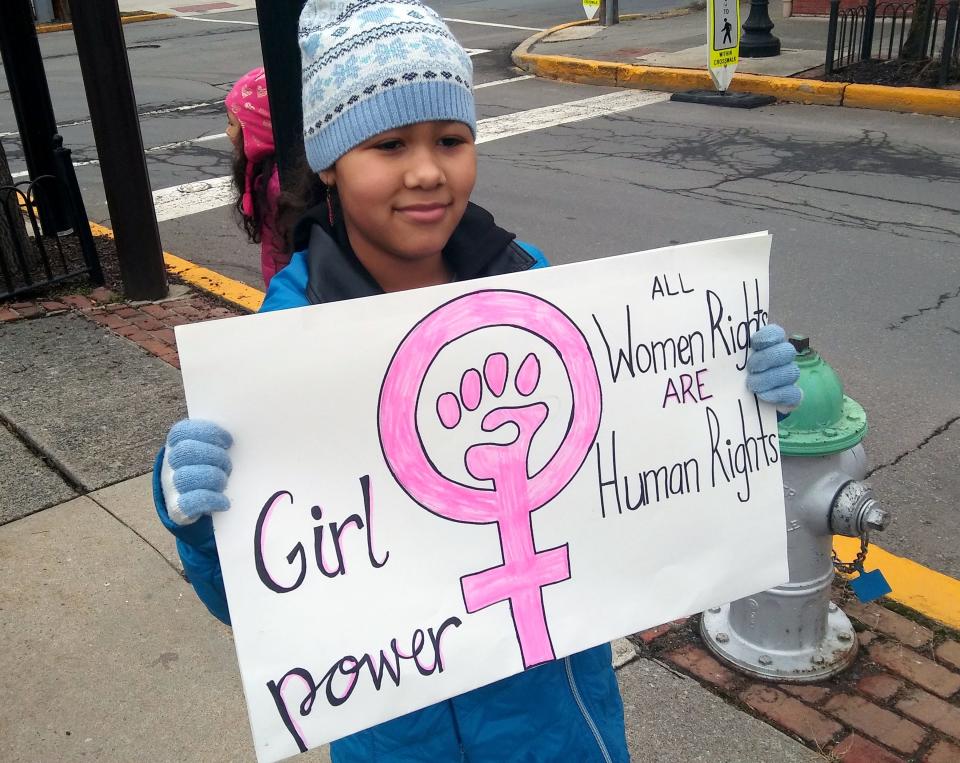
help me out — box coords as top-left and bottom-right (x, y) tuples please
(863, 500), (890, 532)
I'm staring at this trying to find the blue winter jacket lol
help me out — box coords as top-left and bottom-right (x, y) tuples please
(154, 204), (629, 763)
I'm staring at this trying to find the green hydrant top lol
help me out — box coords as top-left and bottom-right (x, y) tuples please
(777, 335), (868, 456)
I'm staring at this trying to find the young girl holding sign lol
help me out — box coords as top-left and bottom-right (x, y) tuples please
(155, 1), (800, 760)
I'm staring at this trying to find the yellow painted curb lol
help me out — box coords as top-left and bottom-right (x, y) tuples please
(513, 20), (960, 117)
(525, 54), (623, 87)
(516, 53), (848, 106)
(835, 535), (960, 630)
(162, 250), (265, 313)
(36, 12), (172, 34)
(844, 83), (960, 118)
(88, 221), (265, 313)
(616, 64), (713, 93)
(728, 74), (846, 106)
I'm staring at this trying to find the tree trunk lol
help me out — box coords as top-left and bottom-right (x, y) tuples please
(0, 139), (33, 277)
(902, 0), (936, 60)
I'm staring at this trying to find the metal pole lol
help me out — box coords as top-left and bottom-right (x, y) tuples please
(256, 0), (306, 188)
(53, 135), (104, 286)
(940, 0), (959, 86)
(740, 0), (782, 57)
(68, 0), (167, 300)
(861, 0), (877, 60)
(825, 0), (840, 74)
(0, 0), (71, 235)
(603, 0), (620, 26)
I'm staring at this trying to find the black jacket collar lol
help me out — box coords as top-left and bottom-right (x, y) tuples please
(295, 202), (531, 305)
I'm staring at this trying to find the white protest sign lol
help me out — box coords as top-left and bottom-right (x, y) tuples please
(708, 0), (740, 91)
(583, 0), (600, 19)
(175, 232), (788, 762)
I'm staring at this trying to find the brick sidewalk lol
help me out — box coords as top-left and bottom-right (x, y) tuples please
(638, 588), (960, 762)
(0, 286), (243, 369)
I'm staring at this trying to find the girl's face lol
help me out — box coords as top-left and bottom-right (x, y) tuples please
(320, 120), (477, 280)
(226, 110), (242, 149)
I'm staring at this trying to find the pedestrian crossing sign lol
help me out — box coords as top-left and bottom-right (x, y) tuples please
(583, 0), (600, 19)
(708, 0), (740, 91)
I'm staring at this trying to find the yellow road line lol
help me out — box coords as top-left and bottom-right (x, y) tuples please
(835, 536), (960, 630)
(36, 12), (173, 34)
(87, 221), (265, 312)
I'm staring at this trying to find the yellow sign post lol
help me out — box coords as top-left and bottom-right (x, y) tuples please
(708, 0), (739, 91)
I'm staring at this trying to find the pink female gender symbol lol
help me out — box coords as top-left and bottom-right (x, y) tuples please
(378, 290), (602, 669)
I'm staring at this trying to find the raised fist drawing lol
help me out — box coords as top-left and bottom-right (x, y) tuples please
(379, 290), (602, 668)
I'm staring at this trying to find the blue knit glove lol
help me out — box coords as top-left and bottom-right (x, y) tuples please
(746, 325), (802, 410)
(160, 419), (233, 526)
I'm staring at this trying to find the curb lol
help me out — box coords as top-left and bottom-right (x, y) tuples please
(512, 19), (960, 118)
(87, 222), (265, 313)
(36, 12), (172, 34)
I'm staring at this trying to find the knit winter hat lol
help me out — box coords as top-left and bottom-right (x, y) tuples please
(225, 67), (274, 216)
(299, 0), (475, 172)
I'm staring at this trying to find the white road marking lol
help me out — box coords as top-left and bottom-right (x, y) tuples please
(179, 15), (258, 25)
(475, 90), (670, 144)
(147, 132), (228, 152)
(154, 176), (235, 222)
(465, 48), (492, 56)
(148, 90), (668, 222)
(139, 100), (226, 118)
(474, 74), (535, 89)
(443, 17), (545, 32)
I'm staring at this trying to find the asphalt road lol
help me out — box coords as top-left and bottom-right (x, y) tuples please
(1, 4), (959, 579)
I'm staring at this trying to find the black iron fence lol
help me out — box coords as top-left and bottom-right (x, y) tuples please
(825, 0), (960, 84)
(0, 135), (103, 300)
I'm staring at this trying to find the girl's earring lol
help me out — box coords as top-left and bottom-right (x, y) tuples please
(326, 185), (335, 227)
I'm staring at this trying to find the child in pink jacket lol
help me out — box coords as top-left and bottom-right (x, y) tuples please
(225, 67), (288, 287)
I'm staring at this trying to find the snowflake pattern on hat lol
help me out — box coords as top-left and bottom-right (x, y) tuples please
(298, 0), (475, 171)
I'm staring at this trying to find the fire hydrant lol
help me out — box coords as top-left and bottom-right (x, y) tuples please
(701, 336), (890, 681)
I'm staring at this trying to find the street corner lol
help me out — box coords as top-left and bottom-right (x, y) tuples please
(511, 11), (960, 118)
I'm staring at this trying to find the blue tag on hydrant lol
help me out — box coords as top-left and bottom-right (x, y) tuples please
(850, 564), (892, 603)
